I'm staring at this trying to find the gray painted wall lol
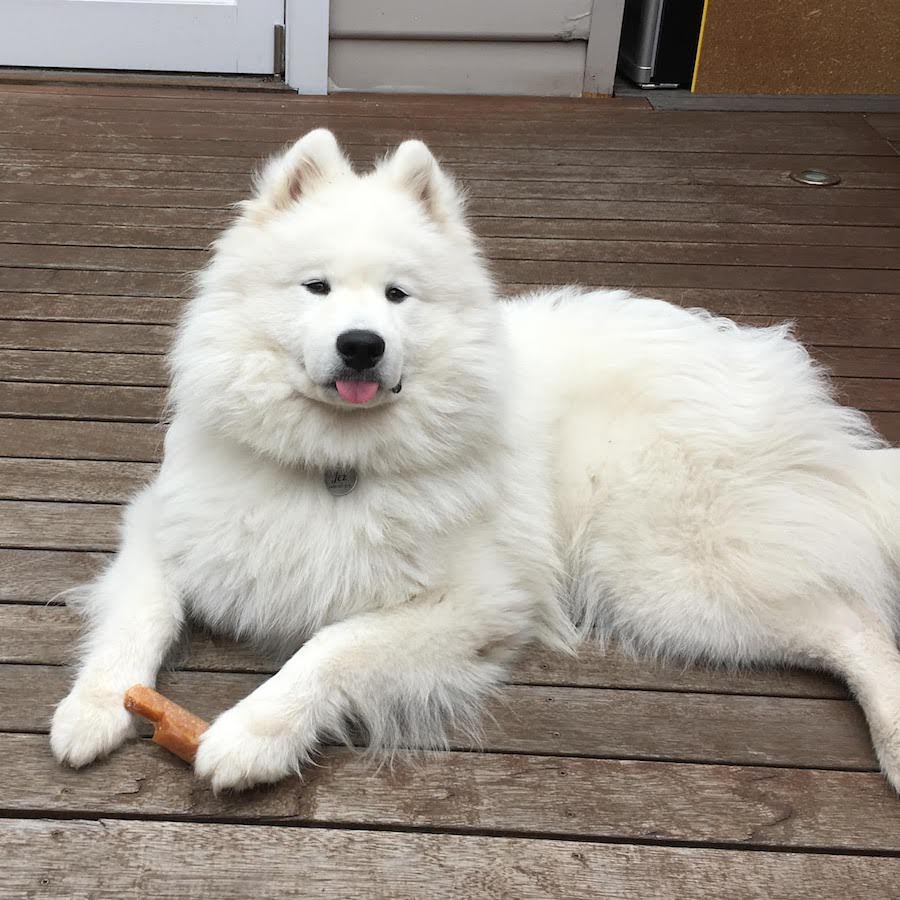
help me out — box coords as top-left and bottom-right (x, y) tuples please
(327, 0), (626, 97)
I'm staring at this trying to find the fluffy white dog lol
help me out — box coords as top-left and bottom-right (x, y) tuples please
(50, 130), (900, 792)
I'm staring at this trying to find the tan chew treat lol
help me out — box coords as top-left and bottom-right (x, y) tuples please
(124, 684), (209, 763)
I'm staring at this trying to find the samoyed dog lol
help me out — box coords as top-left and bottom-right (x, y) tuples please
(50, 130), (900, 792)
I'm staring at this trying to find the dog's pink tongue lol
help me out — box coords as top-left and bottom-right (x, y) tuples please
(336, 380), (379, 404)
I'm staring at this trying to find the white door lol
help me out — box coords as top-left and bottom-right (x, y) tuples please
(0, 0), (285, 74)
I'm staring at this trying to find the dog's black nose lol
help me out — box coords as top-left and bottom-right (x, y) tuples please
(336, 329), (385, 371)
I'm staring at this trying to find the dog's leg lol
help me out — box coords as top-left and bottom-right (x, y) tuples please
(194, 589), (530, 792)
(803, 611), (900, 792)
(50, 488), (183, 767)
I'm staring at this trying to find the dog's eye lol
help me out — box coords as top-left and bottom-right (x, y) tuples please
(303, 280), (330, 296)
(386, 286), (408, 303)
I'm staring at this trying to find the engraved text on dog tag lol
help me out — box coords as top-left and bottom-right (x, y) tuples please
(323, 467), (358, 497)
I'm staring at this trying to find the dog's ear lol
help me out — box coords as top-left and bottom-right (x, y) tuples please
(383, 140), (465, 228)
(251, 129), (352, 215)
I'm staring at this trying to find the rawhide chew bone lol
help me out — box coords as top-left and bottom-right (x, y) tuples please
(124, 684), (209, 763)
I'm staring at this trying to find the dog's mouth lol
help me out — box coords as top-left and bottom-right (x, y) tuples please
(328, 371), (402, 406)
(334, 379), (380, 405)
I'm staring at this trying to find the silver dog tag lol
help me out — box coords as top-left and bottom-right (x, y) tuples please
(323, 467), (358, 497)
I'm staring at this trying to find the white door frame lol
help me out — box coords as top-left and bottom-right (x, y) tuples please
(583, 0), (627, 95)
(285, 0), (330, 94)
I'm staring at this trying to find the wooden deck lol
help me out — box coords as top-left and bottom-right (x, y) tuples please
(1, 83), (900, 898)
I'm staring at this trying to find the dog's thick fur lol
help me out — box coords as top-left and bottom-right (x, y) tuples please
(50, 131), (900, 792)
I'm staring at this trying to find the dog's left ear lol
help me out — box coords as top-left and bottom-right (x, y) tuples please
(250, 129), (352, 217)
(383, 140), (465, 229)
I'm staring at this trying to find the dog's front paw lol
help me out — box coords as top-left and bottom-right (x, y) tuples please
(50, 685), (136, 768)
(194, 701), (302, 792)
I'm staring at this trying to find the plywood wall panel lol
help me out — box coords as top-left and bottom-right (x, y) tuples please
(693, 1), (900, 95)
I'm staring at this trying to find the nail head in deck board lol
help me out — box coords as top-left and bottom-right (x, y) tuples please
(5, 819), (899, 900)
(2, 735), (897, 851)
(0, 664), (876, 769)
(0, 606), (846, 698)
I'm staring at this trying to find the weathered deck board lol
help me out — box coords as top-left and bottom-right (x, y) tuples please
(6, 290), (900, 325)
(3, 735), (899, 851)
(2, 376), (896, 425)
(5, 161), (900, 191)
(5, 195), (897, 227)
(5, 345), (892, 389)
(5, 236), (900, 270)
(4, 259), (899, 294)
(4, 219), (900, 250)
(4, 177), (898, 209)
(0, 417), (163, 461)
(0, 604), (845, 697)
(1, 664), (875, 768)
(3, 312), (899, 354)
(0, 457), (155, 500)
(1, 83), (898, 893)
(0, 106), (890, 152)
(6, 818), (900, 900)
(2, 413), (897, 465)
(4, 143), (899, 172)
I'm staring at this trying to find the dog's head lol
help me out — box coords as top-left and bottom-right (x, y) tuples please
(170, 130), (503, 472)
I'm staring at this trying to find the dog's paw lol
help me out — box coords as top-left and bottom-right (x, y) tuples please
(194, 701), (302, 792)
(50, 685), (135, 768)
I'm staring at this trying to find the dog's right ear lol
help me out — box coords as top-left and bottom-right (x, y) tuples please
(249, 129), (352, 216)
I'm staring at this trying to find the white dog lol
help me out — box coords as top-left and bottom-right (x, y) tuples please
(50, 130), (900, 792)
